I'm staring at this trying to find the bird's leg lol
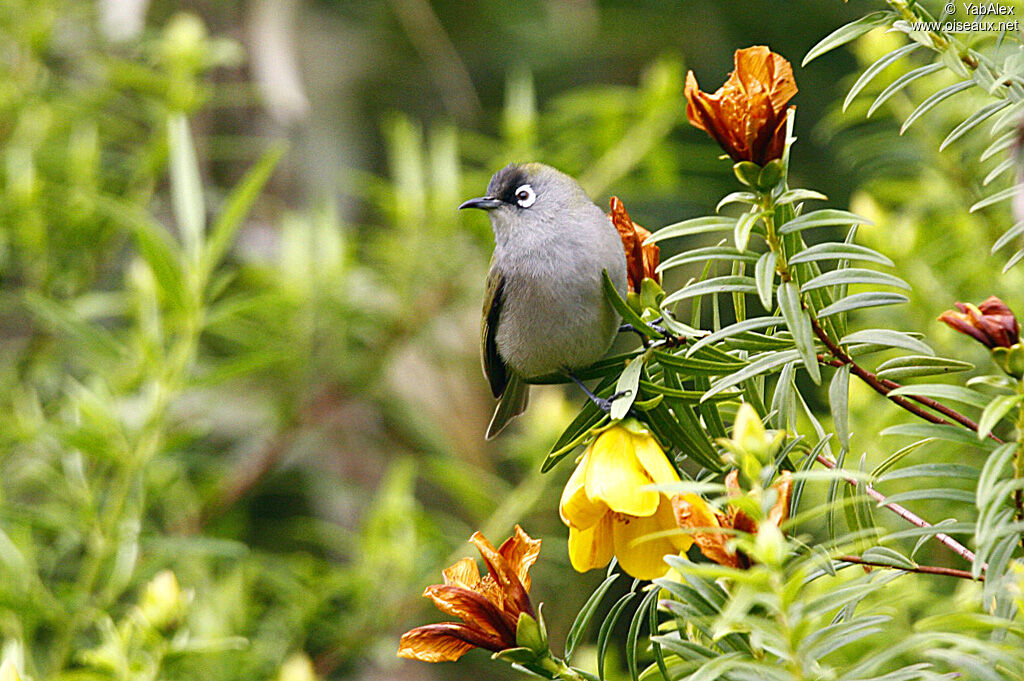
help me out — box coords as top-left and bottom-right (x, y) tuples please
(618, 323), (651, 348)
(567, 372), (631, 414)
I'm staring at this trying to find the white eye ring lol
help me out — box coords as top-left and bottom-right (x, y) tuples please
(514, 184), (536, 208)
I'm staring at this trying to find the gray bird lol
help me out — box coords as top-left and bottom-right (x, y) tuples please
(460, 163), (628, 438)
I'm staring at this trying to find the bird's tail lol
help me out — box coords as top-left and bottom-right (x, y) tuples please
(486, 375), (530, 439)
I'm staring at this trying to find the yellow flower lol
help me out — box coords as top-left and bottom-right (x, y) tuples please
(559, 420), (693, 580)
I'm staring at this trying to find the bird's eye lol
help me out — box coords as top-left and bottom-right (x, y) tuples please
(514, 184), (536, 208)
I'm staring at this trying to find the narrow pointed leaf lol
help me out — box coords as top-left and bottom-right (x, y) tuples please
(839, 329), (933, 355)
(778, 209), (873, 235)
(844, 42), (922, 111)
(755, 251), (777, 310)
(900, 80), (972, 134)
(661, 276), (757, 306)
(940, 99), (1012, 151)
(977, 394), (1024, 440)
(647, 216), (736, 244)
(875, 354), (973, 381)
(817, 292), (908, 318)
(830, 365), (851, 449)
(705, 349), (803, 401)
(801, 269), (909, 293)
(778, 281), (821, 384)
(803, 11), (895, 66)
(788, 243), (893, 267)
(866, 63), (944, 118)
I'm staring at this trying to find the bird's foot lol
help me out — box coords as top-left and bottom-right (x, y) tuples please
(567, 372), (631, 415)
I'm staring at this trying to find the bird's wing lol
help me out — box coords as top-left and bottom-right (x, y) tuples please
(481, 267), (508, 398)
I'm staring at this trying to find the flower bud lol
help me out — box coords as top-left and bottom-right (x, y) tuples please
(140, 570), (185, 631)
(514, 610), (548, 657)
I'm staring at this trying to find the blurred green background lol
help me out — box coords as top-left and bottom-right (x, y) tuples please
(2, 0), (1021, 679)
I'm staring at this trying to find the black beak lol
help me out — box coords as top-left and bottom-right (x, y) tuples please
(459, 196), (503, 211)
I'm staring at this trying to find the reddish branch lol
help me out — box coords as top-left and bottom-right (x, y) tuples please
(835, 554), (982, 581)
(816, 453), (979, 566)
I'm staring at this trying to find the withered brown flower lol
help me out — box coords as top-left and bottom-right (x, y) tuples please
(938, 296), (1020, 349)
(398, 526), (540, 663)
(671, 470), (793, 569)
(685, 46), (798, 166)
(609, 197), (660, 293)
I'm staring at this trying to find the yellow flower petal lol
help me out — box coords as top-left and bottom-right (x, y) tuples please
(612, 497), (682, 580)
(560, 452), (609, 530)
(584, 428), (659, 517)
(567, 513), (615, 573)
(631, 430), (680, 486)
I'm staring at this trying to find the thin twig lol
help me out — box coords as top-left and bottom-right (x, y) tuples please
(816, 453), (979, 566)
(835, 554), (982, 581)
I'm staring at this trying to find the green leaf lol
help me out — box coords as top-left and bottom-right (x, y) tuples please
(871, 438), (937, 477)
(875, 355), (973, 381)
(801, 269), (910, 293)
(991, 221), (1024, 254)
(734, 209), (760, 251)
(879, 488), (976, 505)
(778, 281), (821, 384)
(646, 216), (736, 244)
(830, 365), (851, 450)
(885, 383), (989, 408)
(881, 423), (996, 449)
(778, 209), (873, 235)
(839, 329), (933, 355)
(686, 317), (783, 357)
(866, 63), (944, 118)
(612, 355), (644, 420)
(878, 463), (979, 483)
(844, 42), (923, 111)
(651, 350), (747, 375)
(597, 589), (637, 680)
(803, 11), (895, 66)
(704, 349), (802, 401)
(817, 292), (908, 318)
(657, 246), (758, 274)
(859, 546), (917, 569)
(899, 80), (973, 134)
(1004, 248), (1024, 272)
(983, 157), (1014, 186)
(23, 292), (125, 360)
(775, 188), (828, 206)
(940, 99), (1012, 151)
(203, 141), (286, 278)
(977, 394), (1024, 440)
(565, 573), (620, 661)
(661, 276), (758, 306)
(627, 589), (659, 681)
(716, 191), (757, 211)
(788, 243), (893, 267)
(970, 184), (1020, 213)
(754, 251), (776, 310)
(168, 114), (205, 264)
(603, 270), (662, 338)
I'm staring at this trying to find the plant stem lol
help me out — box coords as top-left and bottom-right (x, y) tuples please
(816, 453), (979, 566)
(538, 654), (587, 681)
(835, 555), (982, 581)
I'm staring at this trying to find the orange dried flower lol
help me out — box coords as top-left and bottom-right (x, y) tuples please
(671, 470), (793, 569)
(609, 196), (660, 293)
(685, 46), (797, 166)
(398, 526), (540, 663)
(938, 296), (1020, 349)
